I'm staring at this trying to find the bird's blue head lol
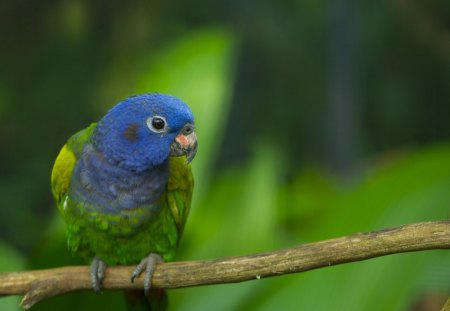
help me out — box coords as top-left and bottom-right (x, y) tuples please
(92, 94), (197, 172)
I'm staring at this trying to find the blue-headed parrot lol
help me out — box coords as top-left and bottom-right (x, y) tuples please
(51, 94), (197, 310)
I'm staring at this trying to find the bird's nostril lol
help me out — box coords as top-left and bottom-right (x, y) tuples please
(183, 124), (194, 135)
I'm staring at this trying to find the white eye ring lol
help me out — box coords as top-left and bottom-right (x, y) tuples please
(147, 115), (168, 133)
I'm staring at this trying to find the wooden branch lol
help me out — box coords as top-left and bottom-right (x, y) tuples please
(1, 220), (449, 309)
(442, 296), (450, 311)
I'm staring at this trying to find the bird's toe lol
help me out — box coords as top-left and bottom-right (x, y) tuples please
(130, 253), (163, 295)
(90, 257), (107, 294)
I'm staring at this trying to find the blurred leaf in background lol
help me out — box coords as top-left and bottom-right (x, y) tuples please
(261, 145), (450, 311)
(135, 27), (236, 196)
(0, 242), (24, 311)
(170, 145), (450, 311)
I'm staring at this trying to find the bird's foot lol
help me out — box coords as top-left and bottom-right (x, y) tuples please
(90, 257), (107, 294)
(130, 253), (163, 295)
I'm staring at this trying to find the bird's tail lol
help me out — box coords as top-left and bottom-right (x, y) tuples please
(124, 289), (168, 311)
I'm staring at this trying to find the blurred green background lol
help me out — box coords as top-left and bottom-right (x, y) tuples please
(1, 1), (450, 310)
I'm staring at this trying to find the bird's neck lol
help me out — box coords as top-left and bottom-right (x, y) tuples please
(69, 144), (169, 214)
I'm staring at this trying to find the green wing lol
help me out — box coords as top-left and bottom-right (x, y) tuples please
(166, 156), (194, 238)
(51, 123), (97, 208)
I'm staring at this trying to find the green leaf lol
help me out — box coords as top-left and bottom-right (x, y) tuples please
(173, 144), (450, 311)
(0, 242), (25, 311)
(135, 27), (236, 199)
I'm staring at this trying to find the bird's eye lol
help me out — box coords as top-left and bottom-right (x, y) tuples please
(147, 116), (168, 133)
(152, 117), (165, 130)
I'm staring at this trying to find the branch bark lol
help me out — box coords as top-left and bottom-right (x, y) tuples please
(1, 220), (449, 309)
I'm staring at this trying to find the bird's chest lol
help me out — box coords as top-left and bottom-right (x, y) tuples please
(68, 145), (169, 221)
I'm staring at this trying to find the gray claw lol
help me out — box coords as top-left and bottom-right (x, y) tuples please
(90, 257), (107, 294)
(130, 253), (163, 295)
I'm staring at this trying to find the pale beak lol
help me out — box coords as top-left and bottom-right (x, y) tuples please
(170, 124), (197, 164)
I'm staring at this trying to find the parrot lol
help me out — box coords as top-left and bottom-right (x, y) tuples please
(50, 93), (197, 310)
